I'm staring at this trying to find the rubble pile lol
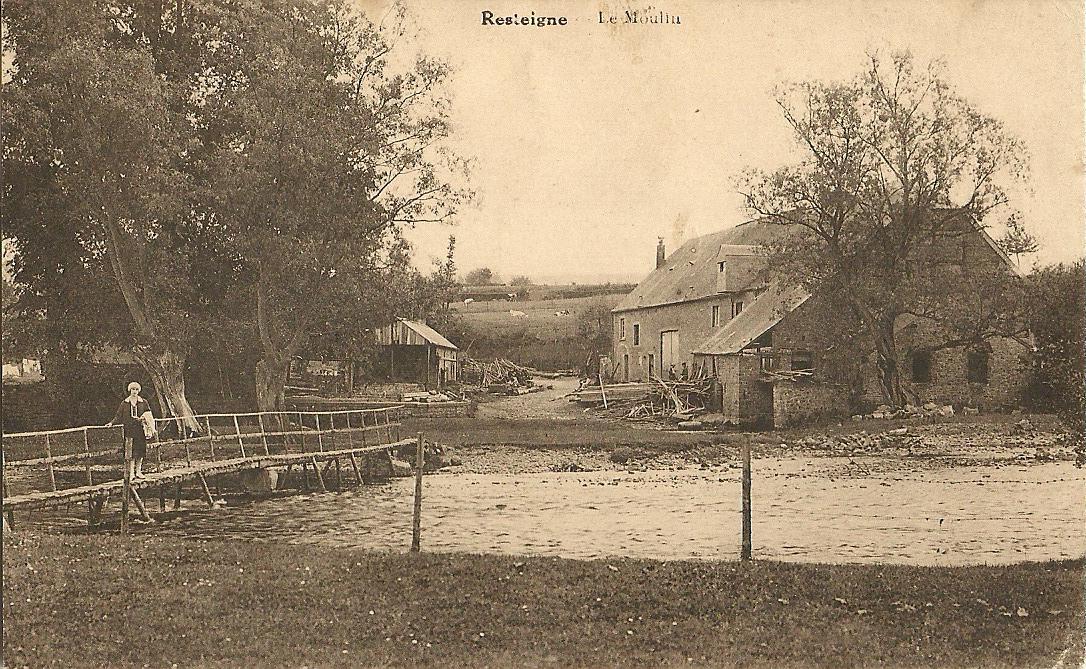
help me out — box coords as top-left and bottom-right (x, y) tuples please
(852, 402), (961, 421)
(791, 427), (924, 454)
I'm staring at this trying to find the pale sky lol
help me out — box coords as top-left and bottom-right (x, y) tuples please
(367, 0), (1086, 283)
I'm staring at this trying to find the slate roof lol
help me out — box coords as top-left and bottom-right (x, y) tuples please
(692, 284), (811, 355)
(612, 219), (789, 312)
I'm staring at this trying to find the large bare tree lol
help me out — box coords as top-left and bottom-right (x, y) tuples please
(741, 51), (1030, 406)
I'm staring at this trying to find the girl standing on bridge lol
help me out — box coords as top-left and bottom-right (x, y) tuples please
(109, 382), (154, 481)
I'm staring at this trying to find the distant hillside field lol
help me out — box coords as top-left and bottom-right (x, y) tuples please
(452, 293), (626, 337)
(449, 289), (630, 369)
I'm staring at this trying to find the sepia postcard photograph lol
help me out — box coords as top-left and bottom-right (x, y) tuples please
(2, 0), (1084, 667)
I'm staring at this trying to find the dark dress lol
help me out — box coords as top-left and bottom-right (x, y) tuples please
(113, 398), (151, 459)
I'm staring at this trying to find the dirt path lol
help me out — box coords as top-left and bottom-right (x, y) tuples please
(474, 376), (586, 420)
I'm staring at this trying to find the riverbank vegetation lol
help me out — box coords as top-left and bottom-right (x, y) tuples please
(4, 534), (1081, 668)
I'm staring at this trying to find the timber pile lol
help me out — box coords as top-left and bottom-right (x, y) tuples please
(463, 358), (536, 391)
(568, 377), (716, 422)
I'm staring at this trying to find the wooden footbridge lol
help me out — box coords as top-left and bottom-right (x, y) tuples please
(2, 407), (416, 532)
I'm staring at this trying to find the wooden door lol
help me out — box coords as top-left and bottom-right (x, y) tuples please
(660, 330), (678, 376)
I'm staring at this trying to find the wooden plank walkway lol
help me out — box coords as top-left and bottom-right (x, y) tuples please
(2, 407), (413, 529)
(2, 438), (415, 512)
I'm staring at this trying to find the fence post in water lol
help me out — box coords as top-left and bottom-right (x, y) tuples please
(411, 432), (424, 553)
(741, 435), (752, 562)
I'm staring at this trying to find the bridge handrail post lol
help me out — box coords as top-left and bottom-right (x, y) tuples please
(345, 411), (354, 448)
(121, 436), (131, 535)
(43, 434), (57, 492)
(298, 412), (305, 450)
(259, 414), (270, 456)
(316, 413), (325, 453)
(233, 415), (246, 459)
(276, 413), (288, 454)
(83, 428), (93, 487)
(204, 416), (214, 463)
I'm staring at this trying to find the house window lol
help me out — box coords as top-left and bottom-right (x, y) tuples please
(711, 305), (721, 327)
(791, 350), (813, 372)
(732, 300), (744, 318)
(716, 261), (728, 292)
(760, 353), (778, 372)
(910, 350), (932, 383)
(718, 261), (726, 273)
(967, 350), (989, 384)
(619, 317), (626, 340)
(632, 323), (640, 346)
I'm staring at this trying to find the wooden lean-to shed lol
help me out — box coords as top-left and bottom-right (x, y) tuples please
(373, 319), (461, 389)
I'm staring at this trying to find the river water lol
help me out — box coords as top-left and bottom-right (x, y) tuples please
(135, 457), (1085, 566)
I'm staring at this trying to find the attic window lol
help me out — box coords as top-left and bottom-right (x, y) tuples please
(718, 261), (726, 273)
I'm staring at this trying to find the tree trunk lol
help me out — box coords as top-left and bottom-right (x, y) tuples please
(133, 348), (202, 434)
(255, 354), (290, 413)
(870, 323), (906, 407)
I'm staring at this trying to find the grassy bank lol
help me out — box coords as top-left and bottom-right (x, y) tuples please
(402, 417), (729, 449)
(402, 413), (1067, 450)
(4, 534), (1082, 668)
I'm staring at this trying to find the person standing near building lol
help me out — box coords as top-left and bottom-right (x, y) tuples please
(109, 382), (154, 480)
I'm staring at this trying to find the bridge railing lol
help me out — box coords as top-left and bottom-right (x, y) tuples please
(2, 407), (403, 501)
(2, 425), (124, 500)
(150, 408), (402, 468)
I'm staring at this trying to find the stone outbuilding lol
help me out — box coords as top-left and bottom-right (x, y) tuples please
(614, 217), (1032, 427)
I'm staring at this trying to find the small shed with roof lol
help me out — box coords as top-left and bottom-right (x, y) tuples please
(373, 319), (461, 388)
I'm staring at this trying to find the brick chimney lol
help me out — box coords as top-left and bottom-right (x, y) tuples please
(656, 237), (666, 268)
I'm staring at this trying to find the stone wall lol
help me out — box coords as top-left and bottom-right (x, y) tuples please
(737, 354), (773, 425)
(717, 355), (741, 418)
(772, 381), (849, 427)
(868, 333), (1032, 411)
(772, 295), (1032, 412)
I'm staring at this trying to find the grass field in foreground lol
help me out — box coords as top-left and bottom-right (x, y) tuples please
(4, 534), (1082, 668)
